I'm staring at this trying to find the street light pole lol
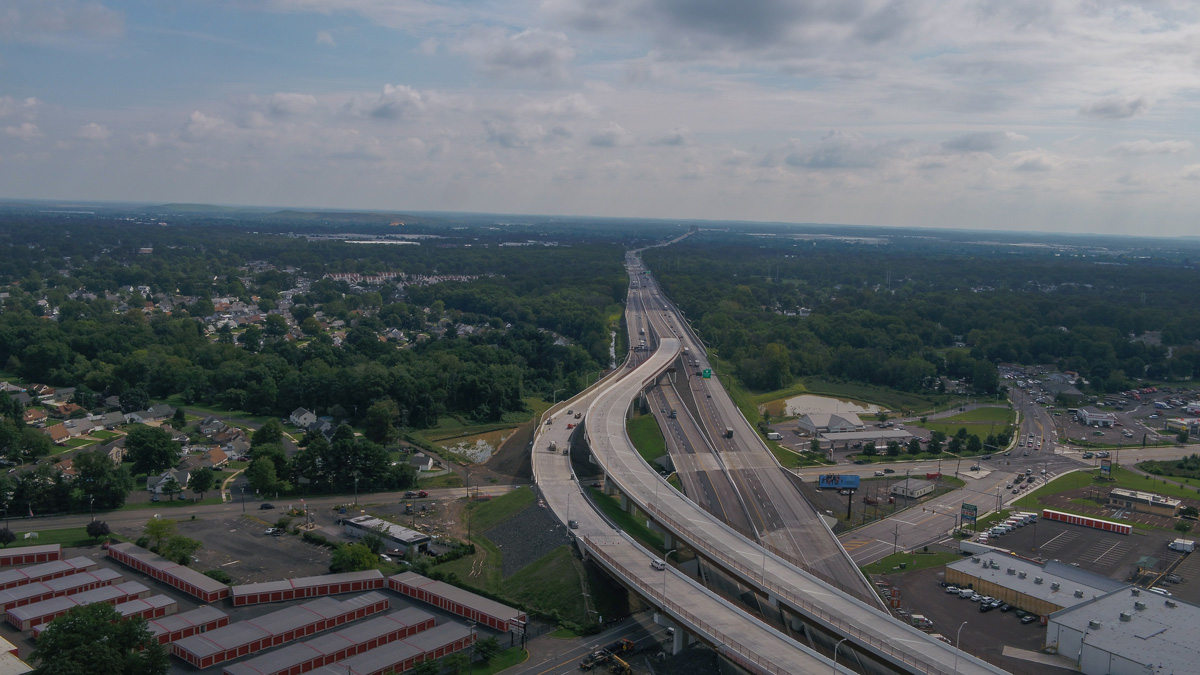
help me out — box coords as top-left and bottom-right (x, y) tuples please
(953, 621), (967, 675)
(832, 637), (849, 674)
(240, 486), (245, 513)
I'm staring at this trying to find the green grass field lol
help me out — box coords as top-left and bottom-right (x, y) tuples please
(419, 473), (465, 489)
(587, 488), (665, 552)
(89, 429), (120, 440)
(626, 414), (666, 464)
(64, 438), (99, 448)
(503, 546), (592, 625)
(3, 527), (129, 548)
(475, 647), (528, 674)
(860, 551), (960, 576)
(465, 487), (536, 532)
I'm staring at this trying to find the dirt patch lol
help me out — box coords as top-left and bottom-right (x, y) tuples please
(482, 418), (536, 483)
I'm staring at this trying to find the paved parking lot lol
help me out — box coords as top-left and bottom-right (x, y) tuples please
(983, 519), (1176, 582)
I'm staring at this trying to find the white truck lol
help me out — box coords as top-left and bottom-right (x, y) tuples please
(766, 432), (782, 440)
(1169, 539), (1195, 553)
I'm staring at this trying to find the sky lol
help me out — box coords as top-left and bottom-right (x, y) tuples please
(2, 1), (1200, 235)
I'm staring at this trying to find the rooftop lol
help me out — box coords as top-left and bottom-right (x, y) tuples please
(949, 554), (1127, 610)
(1109, 487), (1181, 507)
(390, 572), (523, 622)
(345, 515), (430, 545)
(1049, 587), (1200, 672)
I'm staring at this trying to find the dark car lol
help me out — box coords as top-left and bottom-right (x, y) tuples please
(1020, 614), (1038, 624)
(883, 468), (895, 474)
(1000, 604), (1012, 612)
(979, 602), (994, 613)
(853, 460), (866, 465)
(259, 502), (275, 510)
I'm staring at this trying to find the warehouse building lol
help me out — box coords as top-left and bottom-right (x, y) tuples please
(945, 555), (1127, 618)
(0, 557), (96, 591)
(1107, 488), (1181, 518)
(223, 608), (436, 675)
(308, 622), (475, 675)
(107, 542), (230, 602)
(1076, 407), (1117, 427)
(147, 605), (229, 645)
(9, 582), (153, 631)
(0, 545), (60, 568)
(796, 412), (865, 435)
(231, 569), (385, 606)
(0, 567), (122, 613)
(388, 572), (525, 631)
(1047, 587), (1200, 675)
(343, 515), (431, 554)
(32, 594), (175, 638)
(172, 592), (390, 668)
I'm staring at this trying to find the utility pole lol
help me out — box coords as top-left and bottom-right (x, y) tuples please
(892, 522), (901, 555)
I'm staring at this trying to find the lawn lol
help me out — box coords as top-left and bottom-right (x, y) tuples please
(777, 379), (944, 416)
(932, 407), (1015, 424)
(89, 429), (120, 440)
(626, 414), (666, 464)
(419, 473), (465, 489)
(1013, 470), (1096, 509)
(64, 438), (100, 449)
(860, 551), (960, 576)
(475, 647), (528, 674)
(587, 488), (665, 552)
(464, 487), (536, 533)
(503, 546), (592, 625)
(2, 527), (129, 548)
(1011, 465), (1200, 512)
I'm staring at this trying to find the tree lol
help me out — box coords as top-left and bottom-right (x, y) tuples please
(862, 442), (877, 457)
(1175, 521), (1192, 534)
(474, 636), (502, 664)
(1178, 431), (1190, 445)
(161, 535), (202, 565)
(0, 528), (13, 548)
(966, 435), (983, 454)
(364, 398), (400, 445)
(143, 517), (177, 552)
(188, 467), (215, 499)
(172, 407), (186, 427)
(886, 441), (901, 457)
(442, 652), (470, 674)
(329, 543), (377, 573)
(86, 520), (111, 541)
(925, 437), (942, 455)
(410, 660), (441, 675)
(31, 603), (169, 675)
(361, 532), (385, 555)
(72, 449), (134, 509)
(252, 418), (283, 447)
(809, 438), (821, 454)
(126, 426), (179, 476)
(118, 387), (149, 414)
(160, 477), (183, 501)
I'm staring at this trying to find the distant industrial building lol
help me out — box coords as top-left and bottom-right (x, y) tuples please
(1107, 488), (1181, 518)
(890, 478), (934, 499)
(796, 412), (865, 436)
(1047, 587), (1200, 675)
(945, 554), (1127, 618)
(1076, 407), (1117, 427)
(1165, 418), (1200, 436)
(343, 515), (431, 554)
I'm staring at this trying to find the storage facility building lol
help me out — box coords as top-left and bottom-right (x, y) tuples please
(0, 567), (122, 613)
(231, 570), (385, 606)
(172, 592), (390, 669)
(1047, 587), (1200, 675)
(31, 594), (176, 638)
(388, 572), (525, 631)
(945, 555), (1127, 618)
(0, 557), (96, 591)
(9, 582), (153, 631)
(147, 605), (229, 645)
(0, 545), (60, 568)
(223, 608), (436, 675)
(106, 542), (230, 602)
(308, 623), (475, 675)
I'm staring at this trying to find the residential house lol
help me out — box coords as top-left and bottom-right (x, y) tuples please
(181, 448), (228, 472)
(198, 415), (226, 437)
(93, 411), (126, 430)
(52, 402), (83, 419)
(225, 438), (250, 460)
(147, 468), (191, 495)
(54, 459), (76, 481)
(8, 391), (31, 406)
(306, 419), (335, 441)
(98, 439), (125, 465)
(125, 404), (175, 424)
(409, 452), (435, 472)
(44, 424), (69, 445)
(47, 387), (75, 404)
(28, 384), (54, 399)
(103, 395), (121, 409)
(22, 409), (47, 426)
(289, 408), (317, 428)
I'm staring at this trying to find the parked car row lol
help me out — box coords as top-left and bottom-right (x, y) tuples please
(979, 512), (1038, 543)
(942, 583), (1039, 623)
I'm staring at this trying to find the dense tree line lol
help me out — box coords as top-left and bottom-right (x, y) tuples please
(645, 235), (1200, 394)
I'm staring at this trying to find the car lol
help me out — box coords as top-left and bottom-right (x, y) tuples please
(1014, 610), (1028, 618)
(1149, 587), (1173, 596)
(264, 528), (278, 535)
(969, 465), (981, 471)
(1000, 604), (1012, 612)
(980, 602), (994, 613)
(259, 502), (275, 510)
(568, 520), (579, 529)
(946, 586), (960, 594)
(1022, 451), (1029, 456)
(1012, 488), (1020, 493)
(1006, 483), (1013, 489)
(380, 554), (392, 562)
(1082, 452), (1094, 459)
(1020, 614), (1038, 624)
(989, 599), (1003, 609)
(151, 494), (160, 502)
(883, 468), (895, 474)
(875, 470), (885, 476)
(853, 460), (866, 465)
(970, 593), (982, 602)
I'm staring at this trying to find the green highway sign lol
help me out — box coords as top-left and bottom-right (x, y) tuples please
(702, 369), (712, 378)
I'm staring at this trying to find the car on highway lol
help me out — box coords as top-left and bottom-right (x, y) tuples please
(260, 502), (275, 510)
(875, 470), (885, 476)
(883, 468), (895, 473)
(1006, 483), (1013, 489)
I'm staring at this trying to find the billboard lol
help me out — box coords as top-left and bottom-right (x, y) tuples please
(819, 474), (861, 490)
(961, 503), (978, 524)
(1100, 459), (1112, 477)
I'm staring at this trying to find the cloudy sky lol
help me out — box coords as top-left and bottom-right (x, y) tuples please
(2, 1), (1200, 235)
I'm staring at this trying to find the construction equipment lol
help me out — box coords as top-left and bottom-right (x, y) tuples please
(609, 655), (631, 675)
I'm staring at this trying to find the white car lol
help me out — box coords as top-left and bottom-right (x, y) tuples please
(379, 554), (393, 563)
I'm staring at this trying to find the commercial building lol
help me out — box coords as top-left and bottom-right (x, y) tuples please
(0, 567), (122, 613)
(231, 570), (385, 606)
(342, 515), (430, 554)
(172, 592), (390, 669)
(796, 412), (865, 436)
(945, 554), (1127, 618)
(31, 594), (176, 639)
(820, 429), (914, 448)
(890, 478), (935, 499)
(147, 605), (229, 645)
(1042, 509), (1132, 535)
(223, 608), (436, 675)
(0, 557), (96, 591)
(388, 572), (525, 631)
(1076, 407), (1117, 427)
(0, 545), (60, 568)
(1165, 417), (1200, 436)
(1047, 587), (1200, 675)
(1107, 488), (1181, 518)
(307, 622), (475, 675)
(106, 542), (230, 603)
(9, 582), (153, 631)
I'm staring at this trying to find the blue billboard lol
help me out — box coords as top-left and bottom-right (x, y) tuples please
(819, 474), (861, 490)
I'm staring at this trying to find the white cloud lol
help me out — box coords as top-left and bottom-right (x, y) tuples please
(941, 131), (1025, 153)
(648, 127), (692, 147)
(351, 84), (427, 121)
(1110, 139), (1192, 156)
(316, 30), (336, 46)
(178, 111), (230, 142)
(268, 92), (318, 117)
(76, 122), (111, 142)
(1183, 165), (1200, 181)
(0, 1), (124, 41)
(1078, 96), (1150, 120)
(483, 119), (569, 149)
(452, 27), (575, 84)
(589, 122), (633, 147)
(0, 97), (41, 119)
(3, 123), (42, 141)
(783, 131), (903, 169)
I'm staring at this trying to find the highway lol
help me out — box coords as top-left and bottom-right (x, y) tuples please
(532, 254), (1009, 675)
